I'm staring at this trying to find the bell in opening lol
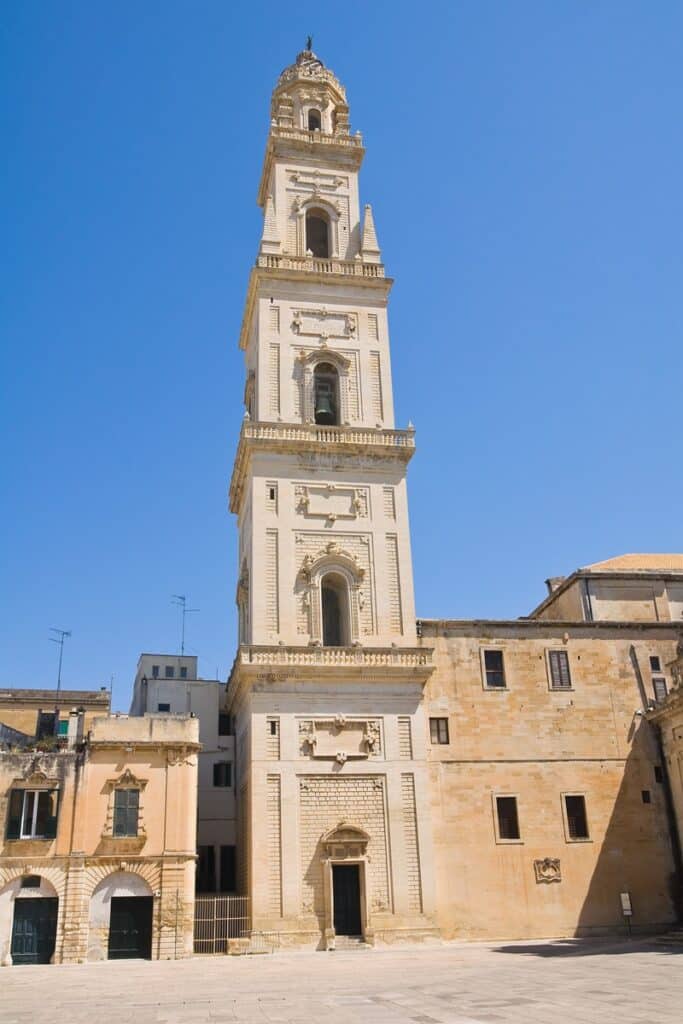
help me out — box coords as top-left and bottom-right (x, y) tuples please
(314, 363), (338, 425)
(308, 109), (321, 131)
(306, 210), (329, 258)
(321, 574), (349, 647)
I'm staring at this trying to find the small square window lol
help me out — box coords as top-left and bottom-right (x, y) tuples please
(180, 666), (188, 679)
(157, 702), (171, 713)
(654, 765), (664, 784)
(653, 678), (668, 702)
(495, 796), (520, 841)
(165, 666), (175, 679)
(649, 656), (661, 672)
(151, 665), (160, 679)
(20, 875), (41, 889)
(564, 794), (589, 840)
(429, 717), (449, 744)
(483, 649), (506, 689)
(213, 762), (232, 787)
(641, 790), (651, 804)
(548, 649), (572, 689)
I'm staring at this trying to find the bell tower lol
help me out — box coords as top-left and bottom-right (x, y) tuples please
(228, 48), (436, 948)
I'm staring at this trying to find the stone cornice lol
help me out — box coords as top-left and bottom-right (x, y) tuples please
(528, 568), (683, 619)
(227, 644), (434, 711)
(229, 420), (415, 514)
(419, 618), (683, 636)
(257, 127), (364, 208)
(238, 263), (391, 352)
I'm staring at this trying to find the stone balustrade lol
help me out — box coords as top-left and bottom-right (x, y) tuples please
(256, 253), (385, 278)
(236, 644), (433, 670)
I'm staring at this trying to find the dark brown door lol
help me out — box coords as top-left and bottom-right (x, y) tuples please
(332, 864), (361, 936)
(108, 896), (152, 959)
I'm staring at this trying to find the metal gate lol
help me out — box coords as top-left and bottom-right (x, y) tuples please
(193, 895), (250, 954)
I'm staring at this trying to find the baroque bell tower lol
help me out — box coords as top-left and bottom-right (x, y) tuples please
(227, 47), (436, 948)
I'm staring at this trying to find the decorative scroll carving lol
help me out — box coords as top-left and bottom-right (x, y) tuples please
(291, 307), (357, 339)
(294, 483), (367, 522)
(298, 716), (382, 760)
(534, 858), (561, 884)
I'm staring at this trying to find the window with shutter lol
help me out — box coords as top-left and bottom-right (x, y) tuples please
(653, 677), (668, 702)
(6, 790), (58, 839)
(548, 650), (572, 689)
(113, 789), (139, 837)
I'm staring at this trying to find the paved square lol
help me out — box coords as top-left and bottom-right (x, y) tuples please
(1, 937), (682, 1023)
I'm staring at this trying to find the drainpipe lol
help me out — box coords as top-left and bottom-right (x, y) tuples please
(583, 578), (594, 622)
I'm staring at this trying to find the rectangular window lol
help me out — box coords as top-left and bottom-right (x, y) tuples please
(165, 665), (175, 678)
(157, 702), (170, 713)
(495, 796), (520, 840)
(180, 666), (188, 679)
(564, 794), (589, 840)
(429, 717), (449, 744)
(57, 719), (69, 737)
(483, 649), (506, 688)
(642, 790), (651, 804)
(113, 789), (139, 837)
(152, 664), (160, 678)
(654, 765), (664, 784)
(20, 875), (41, 889)
(653, 678), (668, 702)
(6, 790), (58, 840)
(218, 713), (231, 736)
(548, 649), (572, 689)
(269, 719), (278, 737)
(220, 845), (236, 892)
(650, 656), (661, 672)
(35, 711), (56, 740)
(213, 762), (232, 787)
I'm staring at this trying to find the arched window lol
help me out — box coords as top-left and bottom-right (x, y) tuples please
(313, 362), (339, 425)
(308, 109), (321, 131)
(306, 209), (329, 258)
(321, 573), (349, 647)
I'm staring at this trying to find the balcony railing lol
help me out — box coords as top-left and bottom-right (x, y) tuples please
(239, 420), (415, 450)
(256, 253), (385, 278)
(236, 645), (433, 670)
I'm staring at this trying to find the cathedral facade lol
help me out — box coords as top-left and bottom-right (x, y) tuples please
(226, 49), (683, 948)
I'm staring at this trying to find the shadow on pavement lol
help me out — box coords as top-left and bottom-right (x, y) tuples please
(492, 936), (683, 957)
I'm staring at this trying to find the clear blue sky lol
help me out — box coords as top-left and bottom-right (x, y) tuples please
(3, 3), (681, 710)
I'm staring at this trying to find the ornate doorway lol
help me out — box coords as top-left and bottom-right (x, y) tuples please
(332, 864), (361, 936)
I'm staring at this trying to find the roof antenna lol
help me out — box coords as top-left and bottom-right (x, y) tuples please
(172, 595), (199, 656)
(49, 627), (71, 696)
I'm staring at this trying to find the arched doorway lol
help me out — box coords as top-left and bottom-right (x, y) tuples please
(89, 871), (153, 961)
(1, 875), (58, 965)
(306, 209), (330, 257)
(321, 573), (350, 647)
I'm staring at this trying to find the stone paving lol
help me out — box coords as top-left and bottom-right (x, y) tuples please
(1, 937), (683, 1024)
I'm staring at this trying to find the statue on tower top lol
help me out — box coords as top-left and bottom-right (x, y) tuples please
(306, 34), (313, 52)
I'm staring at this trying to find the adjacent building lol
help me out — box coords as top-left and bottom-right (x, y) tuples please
(0, 701), (198, 964)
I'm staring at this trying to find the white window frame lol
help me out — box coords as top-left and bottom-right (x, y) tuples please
(19, 790), (57, 839)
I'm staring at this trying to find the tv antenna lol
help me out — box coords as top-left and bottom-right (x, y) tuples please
(49, 628), (72, 696)
(172, 595), (199, 656)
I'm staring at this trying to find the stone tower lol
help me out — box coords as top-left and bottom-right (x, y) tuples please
(227, 48), (436, 948)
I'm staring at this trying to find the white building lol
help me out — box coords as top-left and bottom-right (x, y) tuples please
(130, 654), (236, 893)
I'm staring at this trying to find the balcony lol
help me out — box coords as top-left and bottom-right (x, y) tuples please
(229, 421), (416, 512)
(255, 253), (385, 279)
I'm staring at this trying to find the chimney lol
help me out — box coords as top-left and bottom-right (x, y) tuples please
(545, 576), (566, 596)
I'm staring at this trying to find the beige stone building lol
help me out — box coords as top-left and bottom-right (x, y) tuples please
(0, 688), (110, 745)
(0, 704), (198, 964)
(225, 47), (683, 949)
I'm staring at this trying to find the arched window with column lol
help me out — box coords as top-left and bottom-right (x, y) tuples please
(306, 208), (330, 258)
(321, 573), (350, 647)
(313, 362), (339, 425)
(308, 109), (321, 131)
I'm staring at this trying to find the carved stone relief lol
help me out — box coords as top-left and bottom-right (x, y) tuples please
(295, 482), (368, 523)
(299, 716), (382, 762)
(291, 307), (357, 340)
(533, 858), (561, 884)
